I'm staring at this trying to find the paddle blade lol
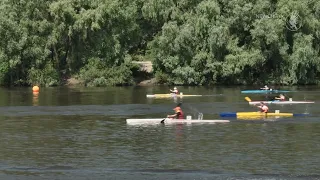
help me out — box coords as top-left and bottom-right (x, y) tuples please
(160, 118), (166, 123)
(245, 97), (252, 102)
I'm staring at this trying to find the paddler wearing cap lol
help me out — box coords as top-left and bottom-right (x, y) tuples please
(167, 103), (184, 119)
(170, 87), (179, 94)
(257, 102), (269, 113)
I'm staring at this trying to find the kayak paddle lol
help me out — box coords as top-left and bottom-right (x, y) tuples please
(245, 97), (252, 102)
(160, 118), (166, 123)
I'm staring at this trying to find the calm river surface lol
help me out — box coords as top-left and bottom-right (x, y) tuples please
(0, 86), (319, 180)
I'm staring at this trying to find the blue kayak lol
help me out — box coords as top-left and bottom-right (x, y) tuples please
(241, 90), (291, 94)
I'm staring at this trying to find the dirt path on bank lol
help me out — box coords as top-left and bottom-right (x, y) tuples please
(132, 61), (156, 85)
(132, 61), (153, 73)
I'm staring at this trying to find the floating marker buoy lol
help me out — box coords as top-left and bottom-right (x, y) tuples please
(32, 86), (39, 92)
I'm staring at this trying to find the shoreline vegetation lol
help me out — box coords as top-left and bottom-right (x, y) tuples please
(1, 1), (320, 87)
(65, 61), (155, 86)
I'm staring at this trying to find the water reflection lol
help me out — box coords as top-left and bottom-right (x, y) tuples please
(174, 124), (185, 151)
(33, 92), (39, 106)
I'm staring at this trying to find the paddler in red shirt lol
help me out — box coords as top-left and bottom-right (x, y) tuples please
(257, 102), (269, 113)
(167, 103), (184, 119)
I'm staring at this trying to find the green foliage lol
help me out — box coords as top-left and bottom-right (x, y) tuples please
(27, 62), (59, 87)
(0, 0), (320, 86)
(78, 57), (135, 87)
(155, 71), (168, 84)
(146, 0), (320, 85)
(287, 33), (320, 84)
(0, 60), (9, 85)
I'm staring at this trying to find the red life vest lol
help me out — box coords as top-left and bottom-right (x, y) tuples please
(174, 107), (184, 119)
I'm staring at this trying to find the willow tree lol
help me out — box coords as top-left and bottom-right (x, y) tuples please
(145, 0), (320, 85)
(0, 0), (143, 86)
(1, 0), (320, 87)
(0, 0), (55, 86)
(48, 0), (142, 86)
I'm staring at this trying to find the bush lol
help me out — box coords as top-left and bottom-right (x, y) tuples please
(27, 62), (59, 87)
(78, 58), (135, 87)
(155, 71), (168, 84)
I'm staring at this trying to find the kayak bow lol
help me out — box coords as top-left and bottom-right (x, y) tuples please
(146, 93), (222, 98)
(220, 112), (309, 118)
(241, 90), (291, 94)
(248, 100), (315, 105)
(146, 94), (202, 98)
(126, 118), (230, 125)
(244, 96), (315, 104)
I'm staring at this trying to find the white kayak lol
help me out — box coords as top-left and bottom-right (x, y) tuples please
(249, 100), (315, 105)
(146, 93), (203, 98)
(126, 118), (230, 125)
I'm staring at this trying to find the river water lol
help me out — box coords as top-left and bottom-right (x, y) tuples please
(0, 86), (319, 180)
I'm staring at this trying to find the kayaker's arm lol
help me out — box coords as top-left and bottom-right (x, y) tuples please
(167, 112), (179, 118)
(167, 110), (183, 119)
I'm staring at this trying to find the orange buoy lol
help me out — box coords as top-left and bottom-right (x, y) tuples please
(32, 86), (39, 92)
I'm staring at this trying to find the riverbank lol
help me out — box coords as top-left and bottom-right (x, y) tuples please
(132, 61), (156, 86)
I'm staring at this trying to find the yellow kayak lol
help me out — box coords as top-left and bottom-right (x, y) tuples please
(146, 93), (202, 98)
(237, 112), (293, 117)
(220, 110), (309, 119)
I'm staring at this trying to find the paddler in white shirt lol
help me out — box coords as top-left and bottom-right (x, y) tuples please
(274, 94), (285, 101)
(170, 87), (179, 94)
(260, 85), (270, 90)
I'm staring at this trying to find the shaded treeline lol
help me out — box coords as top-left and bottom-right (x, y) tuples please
(0, 0), (319, 86)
